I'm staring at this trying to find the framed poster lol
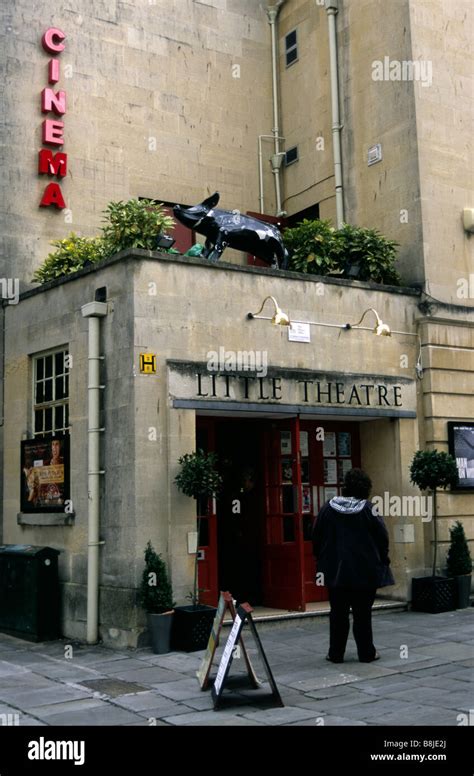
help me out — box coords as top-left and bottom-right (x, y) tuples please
(281, 459), (293, 483)
(338, 458), (353, 483)
(313, 486), (319, 513)
(323, 458), (338, 484)
(337, 432), (352, 457)
(299, 431), (309, 457)
(322, 431), (336, 457)
(448, 422), (474, 489)
(302, 486), (312, 514)
(280, 431), (292, 455)
(324, 458), (337, 485)
(324, 486), (339, 502)
(319, 485), (338, 506)
(21, 436), (70, 512)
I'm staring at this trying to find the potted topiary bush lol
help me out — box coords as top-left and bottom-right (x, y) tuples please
(139, 541), (175, 654)
(409, 450), (459, 613)
(172, 449), (223, 652)
(446, 521), (472, 609)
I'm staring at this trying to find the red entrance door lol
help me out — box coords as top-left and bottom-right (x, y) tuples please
(301, 420), (361, 603)
(262, 418), (305, 611)
(196, 416), (361, 610)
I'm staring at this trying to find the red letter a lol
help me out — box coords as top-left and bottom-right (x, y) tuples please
(39, 182), (66, 209)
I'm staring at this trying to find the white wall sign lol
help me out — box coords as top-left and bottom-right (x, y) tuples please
(288, 322), (311, 343)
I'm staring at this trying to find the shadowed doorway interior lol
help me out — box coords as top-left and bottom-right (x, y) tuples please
(216, 420), (264, 607)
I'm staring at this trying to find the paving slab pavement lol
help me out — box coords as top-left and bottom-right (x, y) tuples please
(0, 608), (471, 726)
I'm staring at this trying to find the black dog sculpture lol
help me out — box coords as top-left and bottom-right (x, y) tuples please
(173, 192), (288, 269)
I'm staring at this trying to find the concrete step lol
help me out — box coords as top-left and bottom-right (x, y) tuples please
(222, 599), (407, 632)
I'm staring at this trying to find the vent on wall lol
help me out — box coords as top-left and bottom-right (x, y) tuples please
(285, 29), (298, 67)
(285, 146), (299, 166)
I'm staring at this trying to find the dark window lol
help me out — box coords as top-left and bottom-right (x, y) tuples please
(33, 348), (70, 437)
(283, 516), (295, 542)
(285, 29), (298, 67)
(285, 146), (299, 166)
(286, 204), (320, 229)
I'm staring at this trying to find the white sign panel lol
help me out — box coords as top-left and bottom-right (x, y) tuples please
(288, 322), (311, 343)
(213, 614), (242, 695)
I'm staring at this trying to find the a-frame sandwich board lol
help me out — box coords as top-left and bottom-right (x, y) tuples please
(197, 591), (259, 691)
(211, 602), (284, 710)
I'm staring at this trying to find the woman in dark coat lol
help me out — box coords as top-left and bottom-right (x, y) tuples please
(312, 468), (394, 663)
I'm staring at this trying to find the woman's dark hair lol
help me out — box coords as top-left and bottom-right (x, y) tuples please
(342, 468), (372, 500)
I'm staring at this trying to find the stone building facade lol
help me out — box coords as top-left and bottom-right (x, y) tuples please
(0, 0), (472, 645)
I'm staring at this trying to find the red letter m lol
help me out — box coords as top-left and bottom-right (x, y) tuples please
(38, 149), (67, 177)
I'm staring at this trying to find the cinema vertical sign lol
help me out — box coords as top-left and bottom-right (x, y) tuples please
(39, 28), (67, 210)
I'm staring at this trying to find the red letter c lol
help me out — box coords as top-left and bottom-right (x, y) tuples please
(42, 28), (66, 54)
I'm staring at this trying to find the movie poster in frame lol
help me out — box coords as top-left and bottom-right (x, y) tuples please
(448, 422), (474, 490)
(21, 436), (70, 512)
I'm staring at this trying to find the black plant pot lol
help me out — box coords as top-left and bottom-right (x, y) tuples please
(411, 576), (456, 613)
(171, 605), (216, 652)
(147, 611), (174, 654)
(455, 575), (472, 609)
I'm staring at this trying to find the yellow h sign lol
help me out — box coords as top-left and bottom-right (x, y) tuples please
(140, 353), (157, 374)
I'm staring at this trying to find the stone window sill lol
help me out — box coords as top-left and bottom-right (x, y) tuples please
(17, 512), (75, 527)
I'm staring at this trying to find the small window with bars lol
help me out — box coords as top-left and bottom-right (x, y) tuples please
(33, 348), (70, 437)
(285, 29), (298, 67)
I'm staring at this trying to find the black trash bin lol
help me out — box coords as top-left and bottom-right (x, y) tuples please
(0, 545), (60, 641)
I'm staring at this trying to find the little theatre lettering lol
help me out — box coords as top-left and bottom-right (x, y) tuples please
(195, 373), (403, 408)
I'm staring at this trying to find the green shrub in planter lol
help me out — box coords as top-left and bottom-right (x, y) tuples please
(173, 450), (223, 651)
(138, 541), (175, 654)
(139, 541), (174, 613)
(335, 224), (401, 285)
(174, 449), (223, 502)
(410, 450), (459, 613)
(283, 219), (401, 285)
(283, 219), (339, 275)
(32, 234), (107, 284)
(33, 199), (175, 284)
(101, 199), (175, 254)
(446, 521), (472, 608)
(410, 450), (459, 576)
(175, 449), (223, 607)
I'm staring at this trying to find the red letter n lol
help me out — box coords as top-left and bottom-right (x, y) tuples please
(41, 88), (66, 116)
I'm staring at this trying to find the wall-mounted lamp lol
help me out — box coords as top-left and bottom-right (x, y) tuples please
(246, 299), (424, 378)
(463, 208), (474, 233)
(344, 308), (424, 378)
(344, 308), (391, 337)
(247, 296), (290, 326)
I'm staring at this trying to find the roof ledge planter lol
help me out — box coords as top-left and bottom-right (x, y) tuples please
(446, 521), (473, 609)
(32, 199), (175, 284)
(283, 219), (402, 285)
(139, 541), (175, 654)
(172, 450), (223, 652)
(409, 450), (459, 613)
